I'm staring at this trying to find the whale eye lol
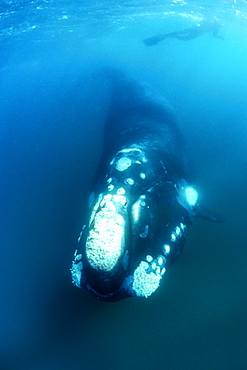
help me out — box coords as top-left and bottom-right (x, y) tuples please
(133, 150), (140, 156)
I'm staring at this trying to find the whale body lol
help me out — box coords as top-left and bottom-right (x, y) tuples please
(71, 70), (218, 302)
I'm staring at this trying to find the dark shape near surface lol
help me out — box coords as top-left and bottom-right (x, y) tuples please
(71, 70), (221, 302)
(144, 19), (223, 46)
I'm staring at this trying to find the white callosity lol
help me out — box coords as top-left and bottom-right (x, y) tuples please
(132, 254), (166, 298)
(146, 255), (153, 262)
(170, 222), (186, 243)
(171, 233), (176, 242)
(108, 184), (114, 191)
(117, 187), (125, 195)
(71, 251), (83, 288)
(86, 196), (126, 272)
(125, 178), (135, 185)
(115, 157), (132, 171)
(112, 194), (127, 207)
(77, 225), (85, 243)
(175, 226), (181, 236)
(163, 244), (170, 254)
(114, 147), (148, 173)
(132, 261), (162, 298)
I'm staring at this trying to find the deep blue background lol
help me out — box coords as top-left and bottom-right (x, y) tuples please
(1, 1), (247, 369)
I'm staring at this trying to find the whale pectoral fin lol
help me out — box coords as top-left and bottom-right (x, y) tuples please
(195, 205), (224, 223)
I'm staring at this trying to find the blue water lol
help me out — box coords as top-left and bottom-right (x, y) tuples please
(1, 1), (247, 369)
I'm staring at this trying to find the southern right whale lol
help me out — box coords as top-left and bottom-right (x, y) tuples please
(71, 70), (221, 302)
